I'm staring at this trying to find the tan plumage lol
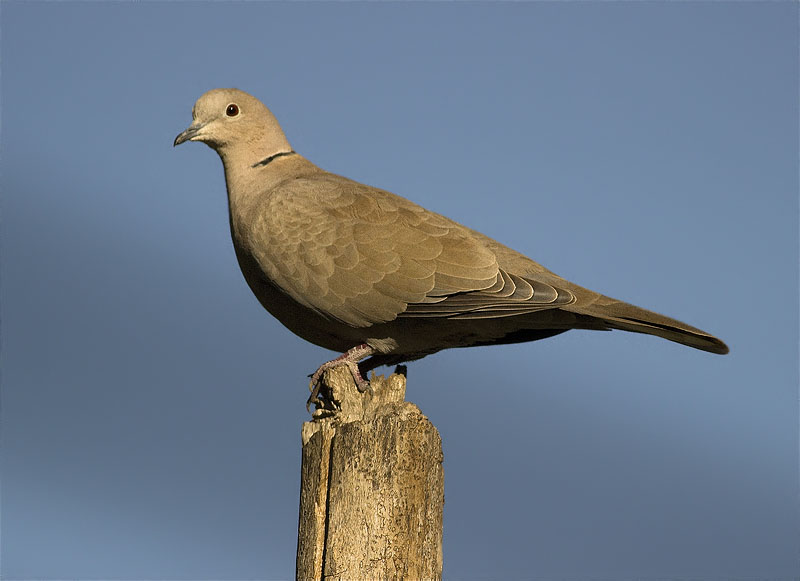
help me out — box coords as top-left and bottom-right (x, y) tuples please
(174, 89), (728, 399)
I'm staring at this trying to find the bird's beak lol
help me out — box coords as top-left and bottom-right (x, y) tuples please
(173, 121), (207, 147)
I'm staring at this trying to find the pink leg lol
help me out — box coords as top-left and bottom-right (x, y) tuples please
(308, 344), (376, 408)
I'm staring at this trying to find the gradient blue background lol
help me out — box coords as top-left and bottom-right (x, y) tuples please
(2, 2), (797, 579)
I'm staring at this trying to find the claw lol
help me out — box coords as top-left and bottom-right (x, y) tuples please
(306, 344), (376, 411)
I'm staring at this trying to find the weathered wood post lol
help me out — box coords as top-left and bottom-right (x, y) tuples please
(296, 366), (444, 580)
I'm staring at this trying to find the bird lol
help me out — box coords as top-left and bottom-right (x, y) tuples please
(174, 88), (728, 406)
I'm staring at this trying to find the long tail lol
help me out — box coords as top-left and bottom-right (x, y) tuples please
(571, 297), (729, 354)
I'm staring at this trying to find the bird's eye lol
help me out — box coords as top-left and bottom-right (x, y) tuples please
(226, 104), (240, 117)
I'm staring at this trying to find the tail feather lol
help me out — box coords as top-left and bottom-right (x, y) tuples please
(569, 298), (729, 355)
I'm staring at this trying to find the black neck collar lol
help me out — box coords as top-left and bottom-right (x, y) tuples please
(251, 150), (296, 168)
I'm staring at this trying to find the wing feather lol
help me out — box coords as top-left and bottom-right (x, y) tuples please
(247, 174), (574, 327)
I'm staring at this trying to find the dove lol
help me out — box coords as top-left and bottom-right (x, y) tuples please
(174, 88), (728, 405)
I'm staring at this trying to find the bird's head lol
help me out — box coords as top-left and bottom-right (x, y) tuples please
(174, 88), (292, 167)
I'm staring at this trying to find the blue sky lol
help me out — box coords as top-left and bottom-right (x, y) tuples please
(1, 2), (797, 579)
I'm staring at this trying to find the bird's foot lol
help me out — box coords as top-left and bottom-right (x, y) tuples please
(307, 344), (376, 411)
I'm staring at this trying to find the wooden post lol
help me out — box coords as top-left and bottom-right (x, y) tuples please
(296, 366), (444, 581)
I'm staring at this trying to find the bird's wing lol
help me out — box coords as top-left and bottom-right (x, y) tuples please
(248, 174), (573, 327)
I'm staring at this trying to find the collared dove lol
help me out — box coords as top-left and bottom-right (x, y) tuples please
(174, 88), (728, 404)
